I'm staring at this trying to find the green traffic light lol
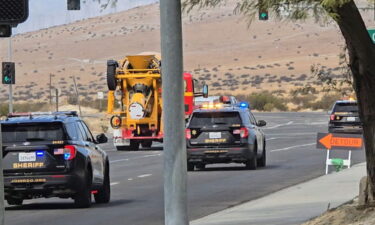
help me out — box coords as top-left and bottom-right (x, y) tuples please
(261, 13), (267, 18)
(4, 76), (10, 83)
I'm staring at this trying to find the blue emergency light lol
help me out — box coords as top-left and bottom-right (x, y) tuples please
(36, 150), (44, 157)
(239, 101), (249, 109)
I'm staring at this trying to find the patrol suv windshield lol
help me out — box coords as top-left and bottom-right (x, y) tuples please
(190, 112), (242, 126)
(2, 123), (65, 142)
(333, 103), (358, 113)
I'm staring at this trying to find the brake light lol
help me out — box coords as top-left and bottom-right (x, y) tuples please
(233, 127), (248, 138)
(186, 128), (191, 139)
(330, 114), (335, 121)
(63, 145), (76, 160)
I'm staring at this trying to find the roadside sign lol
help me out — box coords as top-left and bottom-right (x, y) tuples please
(317, 133), (363, 150)
(97, 92), (104, 99)
(368, 29), (375, 44)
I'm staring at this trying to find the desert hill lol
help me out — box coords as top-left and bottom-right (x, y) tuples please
(0, 1), (373, 103)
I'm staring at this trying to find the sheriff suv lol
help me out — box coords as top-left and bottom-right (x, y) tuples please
(329, 100), (362, 134)
(1, 111), (110, 208)
(186, 106), (267, 171)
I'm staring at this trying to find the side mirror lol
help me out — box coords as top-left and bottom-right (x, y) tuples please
(96, 133), (108, 144)
(202, 84), (208, 98)
(257, 120), (267, 127)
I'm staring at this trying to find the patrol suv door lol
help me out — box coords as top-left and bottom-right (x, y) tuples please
(249, 112), (265, 152)
(76, 121), (104, 184)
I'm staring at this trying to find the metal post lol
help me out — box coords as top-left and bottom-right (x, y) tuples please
(72, 76), (82, 116)
(348, 150), (352, 168)
(325, 149), (330, 175)
(0, 122), (5, 225)
(160, 0), (188, 224)
(8, 37), (13, 113)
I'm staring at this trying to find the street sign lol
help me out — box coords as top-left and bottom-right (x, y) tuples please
(368, 29), (375, 44)
(316, 133), (363, 150)
(97, 92), (104, 99)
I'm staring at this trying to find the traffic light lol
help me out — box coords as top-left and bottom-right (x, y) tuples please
(0, 0), (29, 25)
(0, 25), (12, 37)
(67, 0), (81, 10)
(2, 62), (15, 85)
(259, 9), (269, 20)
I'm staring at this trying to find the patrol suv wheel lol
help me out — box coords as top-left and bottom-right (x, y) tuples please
(94, 161), (111, 204)
(257, 144), (266, 167)
(196, 164), (206, 170)
(7, 198), (23, 206)
(74, 169), (92, 208)
(245, 156), (257, 170)
(187, 163), (195, 171)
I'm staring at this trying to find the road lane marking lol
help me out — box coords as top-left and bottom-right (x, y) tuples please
(110, 182), (119, 186)
(267, 137), (281, 141)
(270, 143), (315, 152)
(138, 174), (152, 178)
(128, 178), (133, 181)
(110, 154), (160, 163)
(265, 121), (293, 129)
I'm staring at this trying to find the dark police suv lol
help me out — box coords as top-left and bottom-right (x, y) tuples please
(1, 111), (110, 208)
(328, 100), (362, 134)
(186, 106), (266, 170)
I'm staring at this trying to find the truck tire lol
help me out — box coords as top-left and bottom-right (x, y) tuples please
(74, 168), (92, 208)
(107, 60), (117, 91)
(130, 140), (140, 151)
(141, 140), (152, 148)
(94, 161), (111, 204)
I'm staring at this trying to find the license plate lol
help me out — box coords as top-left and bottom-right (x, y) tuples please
(347, 117), (356, 122)
(209, 132), (221, 139)
(19, 152), (36, 162)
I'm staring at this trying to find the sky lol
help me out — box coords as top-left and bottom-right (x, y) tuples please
(14, 0), (158, 34)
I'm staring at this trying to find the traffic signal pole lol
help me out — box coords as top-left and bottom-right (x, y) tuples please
(8, 37), (13, 113)
(160, 0), (189, 224)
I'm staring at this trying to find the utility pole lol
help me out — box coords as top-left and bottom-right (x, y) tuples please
(72, 76), (82, 116)
(160, 0), (188, 225)
(49, 74), (52, 104)
(8, 37), (13, 113)
(55, 88), (59, 112)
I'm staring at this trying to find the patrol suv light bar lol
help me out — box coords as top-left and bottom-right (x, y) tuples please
(8, 111), (78, 117)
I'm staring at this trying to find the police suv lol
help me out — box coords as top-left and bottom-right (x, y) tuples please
(1, 111), (110, 208)
(186, 104), (266, 170)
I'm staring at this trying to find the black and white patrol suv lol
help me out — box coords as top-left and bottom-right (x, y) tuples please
(186, 106), (267, 170)
(1, 111), (110, 208)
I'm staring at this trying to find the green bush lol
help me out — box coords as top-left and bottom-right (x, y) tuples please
(0, 102), (49, 116)
(243, 91), (288, 111)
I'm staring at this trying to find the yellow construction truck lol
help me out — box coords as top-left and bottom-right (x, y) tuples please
(107, 54), (163, 150)
(107, 53), (208, 150)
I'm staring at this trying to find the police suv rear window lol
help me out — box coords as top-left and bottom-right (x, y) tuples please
(2, 122), (65, 142)
(333, 103), (358, 113)
(190, 112), (242, 127)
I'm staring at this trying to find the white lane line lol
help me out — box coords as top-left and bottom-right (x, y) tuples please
(110, 154), (160, 163)
(128, 178), (133, 181)
(137, 174), (152, 178)
(270, 143), (315, 152)
(265, 121), (294, 129)
(110, 182), (119, 186)
(267, 137), (281, 141)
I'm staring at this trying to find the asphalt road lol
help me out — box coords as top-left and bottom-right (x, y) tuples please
(4, 112), (366, 225)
